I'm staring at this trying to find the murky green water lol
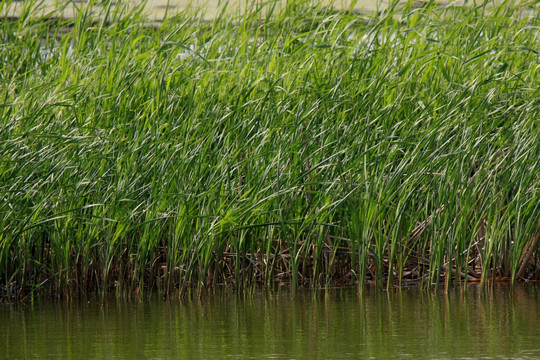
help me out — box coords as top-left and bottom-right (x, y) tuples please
(1, 285), (540, 359)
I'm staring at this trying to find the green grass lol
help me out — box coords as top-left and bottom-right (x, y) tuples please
(0, 0), (539, 301)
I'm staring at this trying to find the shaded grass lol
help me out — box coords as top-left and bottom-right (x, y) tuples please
(0, 0), (539, 301)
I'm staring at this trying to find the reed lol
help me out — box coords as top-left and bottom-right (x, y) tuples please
(0, 0), (538, 301)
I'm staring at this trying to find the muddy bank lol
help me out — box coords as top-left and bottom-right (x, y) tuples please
(2, 0), (477, 21)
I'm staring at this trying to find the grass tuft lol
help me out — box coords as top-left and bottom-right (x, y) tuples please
(0, 0), (539, 301)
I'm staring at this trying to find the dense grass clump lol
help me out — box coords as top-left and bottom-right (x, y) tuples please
(0, 0), (539, 301)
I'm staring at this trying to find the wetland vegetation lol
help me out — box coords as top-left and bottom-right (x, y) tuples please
(0, 0), (539, 301)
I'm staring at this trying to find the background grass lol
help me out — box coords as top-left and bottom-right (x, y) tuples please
(0, 0), (538, 301)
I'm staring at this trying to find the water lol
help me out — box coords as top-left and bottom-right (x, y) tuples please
(1, 285), (540, 359)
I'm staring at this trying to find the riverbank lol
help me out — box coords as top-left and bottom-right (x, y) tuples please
(0, 0), (538, 302)
(1, 0), (528, 21)
(3, 0), (376, 23)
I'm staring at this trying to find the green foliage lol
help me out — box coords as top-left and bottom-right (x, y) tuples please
(0, 0), (538, 301)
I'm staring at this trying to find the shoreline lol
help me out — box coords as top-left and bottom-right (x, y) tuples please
(1, 0), (524, 21)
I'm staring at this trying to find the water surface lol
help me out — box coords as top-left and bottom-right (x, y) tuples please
(1, 285), (540, 359)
